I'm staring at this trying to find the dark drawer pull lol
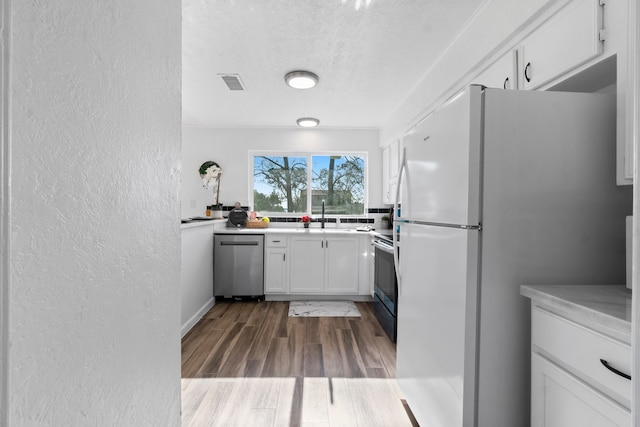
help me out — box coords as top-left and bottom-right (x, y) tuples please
(600, 359), (631, 380)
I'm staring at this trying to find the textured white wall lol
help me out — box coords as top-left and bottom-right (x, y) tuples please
(181, 127), (381, 218)
(1, 0), (9, 423)
(8, 1), (182, 425)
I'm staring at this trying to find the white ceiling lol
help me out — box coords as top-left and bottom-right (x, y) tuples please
(182, 0), (486, 129)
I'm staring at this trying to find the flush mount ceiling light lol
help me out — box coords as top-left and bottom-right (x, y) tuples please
(297, 117), (320, 128)
(284, 71), (319, 89)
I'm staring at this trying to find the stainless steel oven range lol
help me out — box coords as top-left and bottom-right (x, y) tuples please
(372, 232), (397, 342)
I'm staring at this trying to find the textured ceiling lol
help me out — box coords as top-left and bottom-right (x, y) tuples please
(182, 0), (485, 129)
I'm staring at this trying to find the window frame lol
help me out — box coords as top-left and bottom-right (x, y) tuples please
(249, 150), (369, 217)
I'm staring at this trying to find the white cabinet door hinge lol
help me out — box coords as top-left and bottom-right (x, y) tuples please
(599, 29), (607, 42)
(598, 0), (606, 41)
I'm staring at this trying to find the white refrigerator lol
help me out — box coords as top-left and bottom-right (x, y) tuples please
(393, 85), (632, 427)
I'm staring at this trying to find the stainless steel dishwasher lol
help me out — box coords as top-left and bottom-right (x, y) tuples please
(213, 234), (264, 299)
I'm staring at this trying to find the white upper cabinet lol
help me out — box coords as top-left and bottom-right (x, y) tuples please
(518, 0), (604, 90)
(470, 0), (634, 184)
(389, 139), (400, 179)
(472, 50), (518, 90)
(382, 144), (390, 203)
(381, 139), (400, 204)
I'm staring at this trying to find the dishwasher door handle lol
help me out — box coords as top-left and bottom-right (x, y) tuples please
(220, 241), (260, 246)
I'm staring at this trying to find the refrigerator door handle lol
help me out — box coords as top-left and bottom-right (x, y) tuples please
(393, 147), (406, 290)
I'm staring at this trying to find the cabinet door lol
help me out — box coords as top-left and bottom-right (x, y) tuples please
(519, 0), (603, 90)
(290, 237), (325, 293)
(388, 181), (398, 206)
(381, 145), (391, 203)
(473, 50), (517, 89)
(389, 139), (400, 179)
(264, 249), (287, 293)
(324, 237), (359, 293)
(531, 353), (630, 427)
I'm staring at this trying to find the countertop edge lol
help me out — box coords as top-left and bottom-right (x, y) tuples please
(521, 285), (632, 341)
(211, 227), (375, 236)
(180, 221), (380, 236)
(180, 220), (224, 230)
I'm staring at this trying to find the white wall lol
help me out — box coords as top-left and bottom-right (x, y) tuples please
(0, 0), (9, 422)
(7, 1), (182, 425)
(182, 126), (381, 218)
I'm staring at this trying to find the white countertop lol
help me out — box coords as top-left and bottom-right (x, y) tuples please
(521, 284), (632, 341)
(180, 219), (377, 236)
(212, 226), (372, 236)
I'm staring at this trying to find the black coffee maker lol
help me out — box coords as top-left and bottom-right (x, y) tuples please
(226, 202), (247, 228)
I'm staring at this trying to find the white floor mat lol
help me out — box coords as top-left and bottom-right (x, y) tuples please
(288, 300), (361, 317)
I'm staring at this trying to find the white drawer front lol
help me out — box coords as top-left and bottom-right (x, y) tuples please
(531, 353), (631, 427)
(532, 307), (631, 405)
(266, 235), (287, 248)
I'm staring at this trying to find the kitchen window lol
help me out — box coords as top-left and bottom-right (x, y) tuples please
(251, 152), (366, 215)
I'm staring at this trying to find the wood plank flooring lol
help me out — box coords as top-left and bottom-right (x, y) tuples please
(181, 301), (416, 427)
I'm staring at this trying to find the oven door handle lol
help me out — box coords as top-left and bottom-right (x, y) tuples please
(373, 240), (394, 254)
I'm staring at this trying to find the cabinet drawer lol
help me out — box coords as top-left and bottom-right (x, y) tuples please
(266, 235), (287, 248)
(532, 307), (631, 405)
(531, 353), (631, 427)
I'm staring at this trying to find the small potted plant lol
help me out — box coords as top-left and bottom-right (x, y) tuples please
(301, 215), (311, 228)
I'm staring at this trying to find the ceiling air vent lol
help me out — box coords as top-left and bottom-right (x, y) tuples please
(220, 74), (246, 91)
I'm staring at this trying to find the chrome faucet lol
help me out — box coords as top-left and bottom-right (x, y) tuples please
(321, 199), (325, 229)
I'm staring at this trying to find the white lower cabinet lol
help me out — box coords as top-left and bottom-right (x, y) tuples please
(181, 223), (215, 336)
(530, 307), (631, 426)
(264, 234), (289, 294)
(324, 237), (359, 293)
(289, 237), (325, 293)
(532, 353), (630, 427)
(290, 235), (359, 294)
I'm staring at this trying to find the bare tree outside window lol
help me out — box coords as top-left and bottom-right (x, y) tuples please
(252, 154), (365, 215)
(311, 155), (364, 215)
(253, 156), (307, 213)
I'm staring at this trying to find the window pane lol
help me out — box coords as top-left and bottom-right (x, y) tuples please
(311, 155), (365, 215)
(253, 156), (307, 213)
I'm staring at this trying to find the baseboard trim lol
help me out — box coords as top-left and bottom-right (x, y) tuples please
(265, 294), (373, 302)
(181, 298), (214, 338)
